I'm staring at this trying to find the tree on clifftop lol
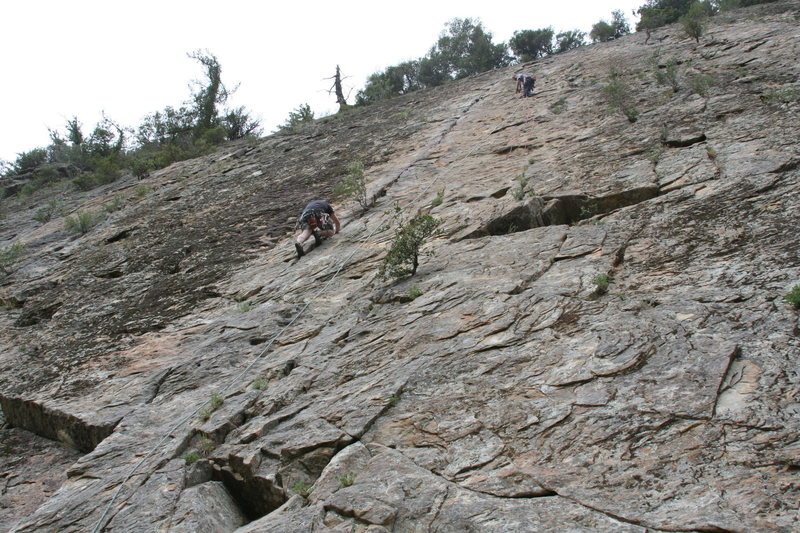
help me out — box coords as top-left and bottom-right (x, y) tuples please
(188, 50), (231, 135)
(509, 28), (555, 62)
(590, 10), (631, 42)
(421, 18), (511, 84)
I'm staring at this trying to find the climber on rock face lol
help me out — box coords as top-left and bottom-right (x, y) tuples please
(513, 73), (536, 97)
(293, 200), (341, 258)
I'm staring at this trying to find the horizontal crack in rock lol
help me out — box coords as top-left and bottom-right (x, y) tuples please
(0, 396), (119, 453)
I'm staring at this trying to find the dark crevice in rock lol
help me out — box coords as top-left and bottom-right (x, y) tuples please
(145, 369), (174, 405)
(211, 462), (285, 522)
(490, 120), (526, 135)
(492, 142), (541, 155)
(96, 269), (124, 279)
(771, 159), (800, 173)
(105, 228), (134, 243)
(463, 186), (660, 239)
(464, 484), (557, 499)
(0, 396), (118, 453)
(490, 187), (510, 199)
(14, 300), (62, 326)
(663, 133), (707, 148)
(210, 436), (353, 523)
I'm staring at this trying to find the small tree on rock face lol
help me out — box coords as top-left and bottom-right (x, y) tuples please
(334, 160), (369, 211)
(380, 213), (441, 279)
(682, 2), (709, 42)
(603, 68), (639, 122)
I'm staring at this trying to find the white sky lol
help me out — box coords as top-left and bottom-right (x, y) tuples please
(0, 0), (643, 163)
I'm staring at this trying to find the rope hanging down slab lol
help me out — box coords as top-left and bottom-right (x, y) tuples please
(92, 91), (493, 532)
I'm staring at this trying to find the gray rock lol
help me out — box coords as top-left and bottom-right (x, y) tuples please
(1, 2), (799, 532)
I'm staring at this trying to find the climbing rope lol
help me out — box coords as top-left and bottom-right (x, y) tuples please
(91, 88), (497, 532)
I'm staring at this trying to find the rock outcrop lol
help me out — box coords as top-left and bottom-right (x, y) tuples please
(1, 2), (799, 531)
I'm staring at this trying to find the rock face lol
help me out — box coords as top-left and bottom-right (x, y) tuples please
(2, 2), (799, 531)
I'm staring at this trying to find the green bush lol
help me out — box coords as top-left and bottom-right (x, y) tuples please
(34, 199), (62, 223)
(603, 70), (639, 122)
(556, 30), (586, 53)
(648, 52), (681, 92)
(126, 153), (156, 179)
(688, 73), (716, 96)
(590, 10), (630, 42)
(549, 97), (567, 114)
(339, 472), (357, 487)
(103, 195), (126, 213)
(210, 392), (224, 410)
(64, 211), (104, 235)
(7, 148), (48, 177)
(380, 213), (441, 279)
(134, 184), (154, 198)
(511, 175), (530, 200)
(333, 160), (369, 211)
(593, 274), (611, 295)
(184, 452), (201, 464)
(198, 436), (216, 456)
(201, 126), (227, 145)
(237, 300), (254, 313)
(251, 377), (269, 391)
(292, 481), (312, 497)
(785, 285), (800, 309)
(408, 285), (423, 300)
(278, 103), (314, 131)
(763, 85), (800, 104)
(430, 190), (444, 208)
(71, 157), (122, 191)
(0, 242), (25, 274)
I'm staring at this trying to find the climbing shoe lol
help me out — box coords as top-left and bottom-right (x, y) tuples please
(313, 230), (322, 246)
(294, 242), (305, 258)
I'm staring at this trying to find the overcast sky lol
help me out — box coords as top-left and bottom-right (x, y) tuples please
(0, 0), (644, 163)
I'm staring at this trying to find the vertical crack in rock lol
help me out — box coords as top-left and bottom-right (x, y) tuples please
(712, 345), (741, 419)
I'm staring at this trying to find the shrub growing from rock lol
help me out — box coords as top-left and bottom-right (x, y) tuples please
(334, 160), (369, 211)
(0, 242), (25, 274)
(593, 273), (611, 295)
(64, 211), (104, 235)
(380, 213), (441, 279)
(785, 285), (800, 309)
(603, 69), (639, 122)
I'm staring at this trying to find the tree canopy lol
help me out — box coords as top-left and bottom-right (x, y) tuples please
(509, 28), (555, 62)
(590, 10), (631, 42)
(356, 18), (510, 104)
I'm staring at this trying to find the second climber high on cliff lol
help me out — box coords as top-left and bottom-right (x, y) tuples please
(293, 200), (341, 258)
